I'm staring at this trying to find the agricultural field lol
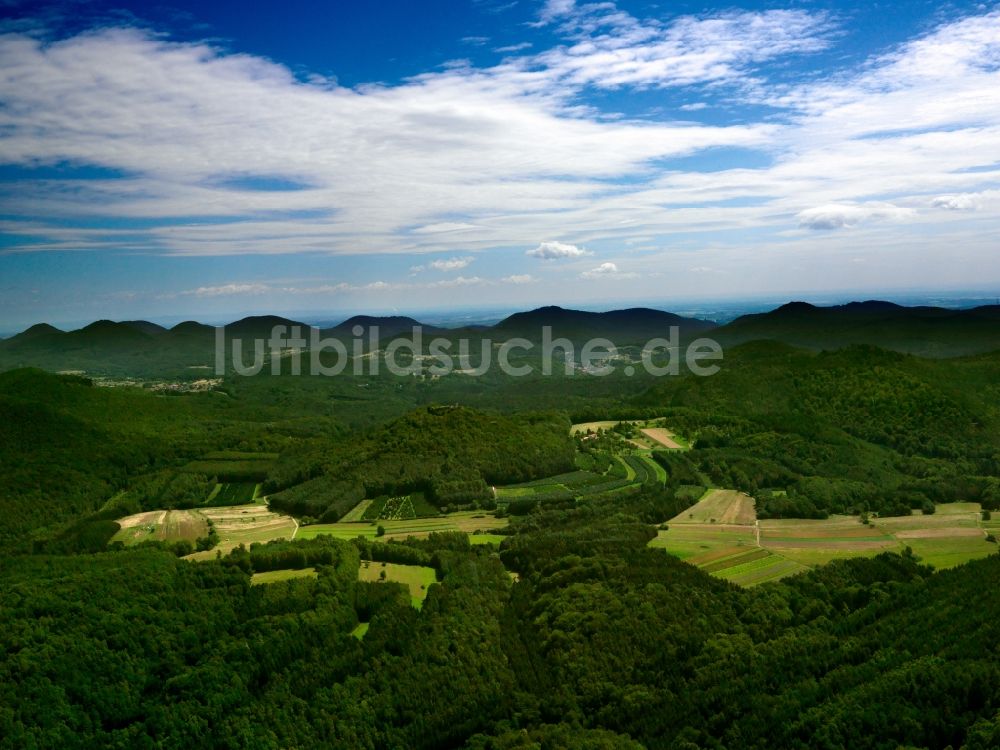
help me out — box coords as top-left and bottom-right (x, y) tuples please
(870, 503), (995, 569)
(358, 561), (437, 608)
(250, 568), (317, 585)
(494, 464), (646, 506)
(296, 510), (508, 542)
(185, 504), (297, 560)
(209, 482), (259, 506)
(671, 489), (755, 525)
(111, 509), (208, 546)
(639, 427), (683, 450)
(653, 492), (998, 585)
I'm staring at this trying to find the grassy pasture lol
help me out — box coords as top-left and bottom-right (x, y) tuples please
(469, 533), (505, 546)
(358, 561), (436, 608)
(340, 499), (373, 522)
(250, 568), (317, 585)
(648, 524), (756, 560)
(640, 453), (668, 484)
(112, 509), (208, 546)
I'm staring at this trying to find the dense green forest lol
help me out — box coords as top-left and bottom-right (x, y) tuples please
(266, 406), (575, 520)
(3, 490), (1000, 748)
(3, 323), (1000, 747)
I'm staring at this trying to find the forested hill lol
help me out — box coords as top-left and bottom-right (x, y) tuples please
(0, 368), (298, 549)
(715, 300), (1000, 356)
(2, 490), (1000, 748)
(632, 343), (1000, 516)
(4, 300), (999, 375)
(492, 305), (717, 342)
(266, 406), (575, 520)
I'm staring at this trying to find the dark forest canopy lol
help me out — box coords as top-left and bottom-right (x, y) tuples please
(2, 491), (1000, 748)
(3, 317), (1000, 748)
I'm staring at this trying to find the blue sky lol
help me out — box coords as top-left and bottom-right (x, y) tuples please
(1, 0), (999, 328)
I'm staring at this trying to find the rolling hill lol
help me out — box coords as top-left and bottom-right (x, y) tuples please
(715, 300), (1000, 357)
(3, 300), (999, 375)
(493, 305), (717, 343)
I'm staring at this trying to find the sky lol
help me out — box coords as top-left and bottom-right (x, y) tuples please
(1, 0), (1000, 328)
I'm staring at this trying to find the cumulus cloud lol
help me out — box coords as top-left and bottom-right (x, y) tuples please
(502, 274), (537, 284)
(797, 202), (916, 230)
(580, 262), (638, 279)
(527, 240), (592, 259)
(429, 256), (474, 271)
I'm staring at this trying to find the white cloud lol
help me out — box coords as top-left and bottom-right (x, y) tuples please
(580, 261), (637, 279)
(533, 6), (835, 90)
(429, 275), (484, 287)
(411, 222), (479, 234)
(680, 102), (708, 111)
(429, 256), (474, 271)
(180, 283), (270, 297)
(495, 42), (532, 53)
(0, 8), (813, 256)
(538, 0), (576, 25)
(502, 274), (537, 284)
(932, 194), (981, 211)
(527, 240), (592, 259)
(2, 3), (1000, 299)
(797, 202), (915, 230)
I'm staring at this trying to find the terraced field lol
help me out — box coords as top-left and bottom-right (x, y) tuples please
(185, 504), (297, 560)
